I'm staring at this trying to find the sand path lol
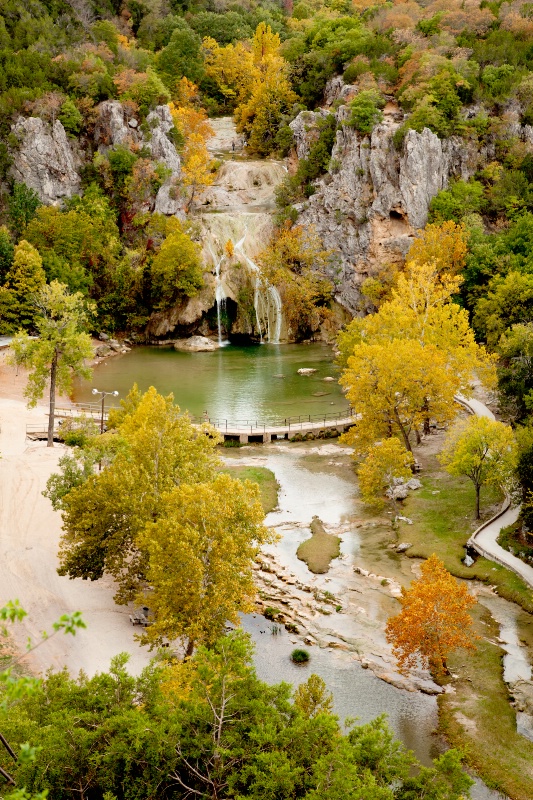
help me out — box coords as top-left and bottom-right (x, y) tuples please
(0, 353), (151, 677)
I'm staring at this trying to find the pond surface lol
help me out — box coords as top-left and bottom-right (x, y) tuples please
(73, 343), (346, 422)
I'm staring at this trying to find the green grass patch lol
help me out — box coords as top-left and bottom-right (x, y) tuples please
(399, 455), (533, 613)
(439, 605), (533, 800)
(297, 516), (341, 574)
(222, 466), (279, 514)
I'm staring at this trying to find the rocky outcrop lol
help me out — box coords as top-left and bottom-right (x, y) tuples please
(10, 117), (80, 205)
(11, 101), (183, 215)
(174, 335), (218, 352)
(290, 99), (480, 313)
(94, 102), (183, 217)
(146, 106), (183, 216)
(94, 100), (141, 149)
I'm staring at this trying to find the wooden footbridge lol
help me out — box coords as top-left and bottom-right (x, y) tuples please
(26, 404), (356, 444)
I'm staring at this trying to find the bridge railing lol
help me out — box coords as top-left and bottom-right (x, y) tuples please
(191, 408), (355, 432)
(51, 405), (356, 432)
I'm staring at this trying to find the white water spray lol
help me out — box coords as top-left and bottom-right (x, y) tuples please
(207, 242), (227, 346)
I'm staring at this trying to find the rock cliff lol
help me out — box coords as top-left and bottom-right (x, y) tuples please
(10, 102), (182, 214)
(290, 98), (480, 314)
(10, 117), (81, 205)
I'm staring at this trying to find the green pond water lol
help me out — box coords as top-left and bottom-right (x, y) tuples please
(73, 343), (347, 422)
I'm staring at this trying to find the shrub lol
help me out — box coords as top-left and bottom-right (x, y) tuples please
(347, 90), (384, 135)
(264, 607), (281, 620)
(291, 648), (310, 663)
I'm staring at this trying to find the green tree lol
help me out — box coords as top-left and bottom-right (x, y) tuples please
(348, 89), (384, 135)
(0, 240), (46, 333)
(0, 225), (14, 284)
(7, 183), (41, 240)
(58, 97), (83, 135)
(473, 271), (533, 348)
(439, 415), (517, 518)
(156, 20), (204, 85)
(498, 323), (533, 421)
(150, 228), (204, 309)
(10, 281), (94, 447)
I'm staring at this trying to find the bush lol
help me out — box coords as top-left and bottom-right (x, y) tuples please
(291, 648), (310, 663)
(347, 90), (384, 135)
(429, 180), (485, 222)
(264, 607), (281, 620)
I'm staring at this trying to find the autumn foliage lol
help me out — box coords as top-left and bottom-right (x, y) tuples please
(386, 554), (477, 675)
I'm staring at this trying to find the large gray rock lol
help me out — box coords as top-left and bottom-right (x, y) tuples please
(174, 335), (218, 352)
(291, 97), (480, 314)
(94, 100), (140, 149)
(10, 117), (80, 205)
(146, 105), (183, 216)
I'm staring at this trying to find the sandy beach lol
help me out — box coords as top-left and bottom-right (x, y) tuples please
(0, 350), (151, 677)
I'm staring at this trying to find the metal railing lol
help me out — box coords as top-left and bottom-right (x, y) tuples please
(49, 405), (356, 434)
(191, 408), (355, 432)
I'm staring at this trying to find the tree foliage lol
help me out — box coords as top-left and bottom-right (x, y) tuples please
(9, 281), (94, 446)
(357, 438), (415, 509)
(439, 415), (517, 518)
(386, 554), (477, 675)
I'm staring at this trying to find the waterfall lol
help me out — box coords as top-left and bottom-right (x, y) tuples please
(207, 242), (227, 346)
(234, 233), (282, 344)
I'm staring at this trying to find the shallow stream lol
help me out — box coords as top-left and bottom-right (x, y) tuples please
(78, 345), (511, 798)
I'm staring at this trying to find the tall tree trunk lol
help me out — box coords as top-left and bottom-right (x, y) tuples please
(47, 350), (58, 448)
(185, 638), (195, 659)
(476, 485), (481, 520)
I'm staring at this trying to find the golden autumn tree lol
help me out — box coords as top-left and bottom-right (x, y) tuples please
(341, 338), (459, 455)
(201, 36), (255, 112)
(439, 415), (517, 518)
(406, 221), (467, 276)
(357, 438), (414, 509)
(136, 473), (269, 655)
(257, 224), (333, 339)
(169, 79), (214, 211)
(386, 554), (477, 675)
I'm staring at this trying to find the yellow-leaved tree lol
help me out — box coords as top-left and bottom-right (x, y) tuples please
(257, 224), (334, 339)
(386, 554), (477, 675)
(52, 386), (271, 655)
(439, 415), (517, 518)
(341, 338), (460, 455)
(169, 78), (214, 212)
(137, 473), (267, 655)
(357, 438), (415, 509)
(204, 23), (296, 156)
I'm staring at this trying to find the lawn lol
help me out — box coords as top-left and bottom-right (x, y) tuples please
(439, 604), (533, 800)
(221, 466), (279, 514)
(398, 453), (533, 613)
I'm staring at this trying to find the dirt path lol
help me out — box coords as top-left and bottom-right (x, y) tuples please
(0, 355), (151, 677)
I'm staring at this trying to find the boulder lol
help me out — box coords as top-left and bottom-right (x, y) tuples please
(95, 344), (111, 357)
(146, 106), (183, 217)
(174, 336), (218, 352)
(387, 484), (409, 500)
(98, 332), (109, 341)
(396, 542), (412, 553)
(297, 368), (317, 375)
(94, 100), (137, 149)
(10, 117), (80, 205)
(323, 376), (335, 382)
(406, 478), (422, 490)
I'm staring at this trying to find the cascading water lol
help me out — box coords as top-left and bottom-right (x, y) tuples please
(207, 242), (227, 346)
(199, 154), (287, 343)
(234, 232), (282, 344)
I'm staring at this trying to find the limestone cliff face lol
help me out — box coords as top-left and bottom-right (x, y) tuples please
(10, 117), (81, 205)
(290, 101), (480, 314)
(10, 102), (182, 214)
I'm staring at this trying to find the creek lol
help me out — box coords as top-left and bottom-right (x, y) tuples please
(76, 118), (513, 797)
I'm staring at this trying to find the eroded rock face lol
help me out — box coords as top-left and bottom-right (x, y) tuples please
(146, 105), (183, 216)
(10, 117), (80, 205)
(290, 100), (480, 314)
(94, 100), (140, 149)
